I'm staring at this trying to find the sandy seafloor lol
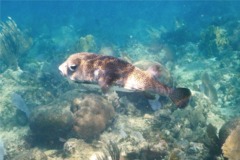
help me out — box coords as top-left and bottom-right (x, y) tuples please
(0, 1), (240, 160)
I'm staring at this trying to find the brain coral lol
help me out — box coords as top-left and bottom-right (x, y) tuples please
(71, 94), (115, 140)
(222, 125), (240, 160)
(219, 118), (240, 146)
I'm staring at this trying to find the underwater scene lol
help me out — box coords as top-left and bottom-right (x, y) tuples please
(0, 1), (240, 160)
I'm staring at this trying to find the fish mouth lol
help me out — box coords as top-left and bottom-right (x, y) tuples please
(58, 67), (64, 76)
(59, 70), (64, 76)
(58, 65), (66, 77)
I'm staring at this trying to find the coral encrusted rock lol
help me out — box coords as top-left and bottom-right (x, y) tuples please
(71, 94), (115, 140)
(13, 148), (47, 160)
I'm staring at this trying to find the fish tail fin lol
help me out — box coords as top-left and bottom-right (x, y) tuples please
(169, 88), (191, 108)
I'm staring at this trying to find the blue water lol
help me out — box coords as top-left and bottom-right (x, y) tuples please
(1, 1), (240, 160)
(2, 1), (239, 46)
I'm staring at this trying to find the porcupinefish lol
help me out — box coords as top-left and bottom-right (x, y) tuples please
(59, 52), (191, 108)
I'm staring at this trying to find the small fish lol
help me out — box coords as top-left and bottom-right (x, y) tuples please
(11, 93), (30, 118)
(59, 52), (191, 108)
(200, 72), (218, 103)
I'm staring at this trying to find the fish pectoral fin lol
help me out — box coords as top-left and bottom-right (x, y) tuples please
(98, 78), (110, 93)
(98, 70), (118, 93)
(146, 64), (162, 79)
(143, 92), (156, 99)
(148, 95), (162, 111)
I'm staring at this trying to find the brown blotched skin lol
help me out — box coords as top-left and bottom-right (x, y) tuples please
(59, 52), (191, 108)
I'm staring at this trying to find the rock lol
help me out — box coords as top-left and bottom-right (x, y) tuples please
(15, 110), (28, 126)
(29, 100), (74, 140)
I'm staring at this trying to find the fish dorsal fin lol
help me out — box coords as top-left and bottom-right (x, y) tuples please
(146, 64), (162, 79)
(120, 52), (133, 63)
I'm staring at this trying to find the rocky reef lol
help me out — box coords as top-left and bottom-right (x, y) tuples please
(1, 7), (240, 160)
(1, 43), (239, 159)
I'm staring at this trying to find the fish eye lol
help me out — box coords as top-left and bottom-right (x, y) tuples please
(69, 64), (77, 71)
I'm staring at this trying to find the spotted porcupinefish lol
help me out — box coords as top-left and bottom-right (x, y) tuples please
(59, 52), (191, 108)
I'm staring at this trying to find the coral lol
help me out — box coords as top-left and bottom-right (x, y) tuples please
(0, 17), (32, 70)
(71, 94), (115, 140)
(199, 25), (229, 57)
(99, 111), (169, 160)
(151, 90), (225, 159)
(75, 34), (97, 52)
(214, 26), (229, 48)
(169, 148), (185, 160)
(63, 138), (95, 159)
(187, 142), (207, 157)
(139, 140), (169, 160)
(219, 118), (240, 146)
(13, 148), (47, 160)
(222, 125), (240, 160)
(99, 46), (115, 56)
(96, 141), (121, 160)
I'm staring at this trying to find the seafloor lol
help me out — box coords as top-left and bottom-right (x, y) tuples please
(0, 4), (240, 160)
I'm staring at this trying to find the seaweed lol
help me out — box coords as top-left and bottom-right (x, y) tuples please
(96, 141), (121, 160)
(0, 17), (32, 70)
